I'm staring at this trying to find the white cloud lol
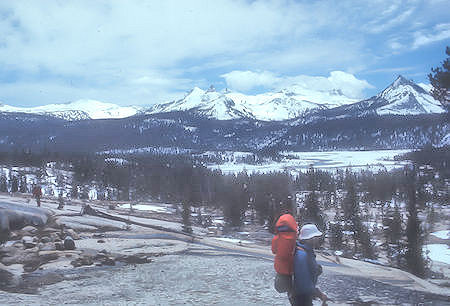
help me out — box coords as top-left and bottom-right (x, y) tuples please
(413, 23), (450, 49)
(220, 71), (279, 92)
(389, 40), (403, 51)
(365, 66), (416, 74)
(221, 70), (373, 99)
(0, 1), (447, 106)
(365, 7), (416, 34)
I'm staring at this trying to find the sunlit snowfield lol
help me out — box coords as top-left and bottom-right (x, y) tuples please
(208, 149), (412, 175)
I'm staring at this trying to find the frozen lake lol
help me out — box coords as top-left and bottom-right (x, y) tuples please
(208, 149), (411, 174)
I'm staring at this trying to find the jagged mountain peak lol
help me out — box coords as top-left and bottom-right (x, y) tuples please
(149, 86), (242, 120)
(384, 75), (427, 96)
(347, 76), (445, 116)
(206, 85), (216, 93)
(392, 75), (412, 87)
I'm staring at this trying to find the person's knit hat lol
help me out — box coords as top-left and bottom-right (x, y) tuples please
(298, 224), (323, 240)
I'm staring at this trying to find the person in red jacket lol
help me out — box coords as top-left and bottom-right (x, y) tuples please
(32, 185), (42, 207)
(272, 212), (298, 305)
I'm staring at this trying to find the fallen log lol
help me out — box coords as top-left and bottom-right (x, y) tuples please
(80, 205), (196, 238)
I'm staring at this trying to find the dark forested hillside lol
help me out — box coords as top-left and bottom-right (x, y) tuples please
(0, 110), (448, 153)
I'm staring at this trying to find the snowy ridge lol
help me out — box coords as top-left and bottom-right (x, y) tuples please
(324, 76), (447, 119)
(376, 76), (445, 115)
(149, 86), (247, 120)
(0, 76), (445, 122)
(147, 84), (358, 121)
(0, 99), (143, 120)
(147, 76), (445, 121)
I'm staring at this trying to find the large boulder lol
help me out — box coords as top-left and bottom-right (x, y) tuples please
(0, 203), (49, 241)
(64, 236), (75, 250)
(22, 236), (36, 249)
(65, 229), (80, 240)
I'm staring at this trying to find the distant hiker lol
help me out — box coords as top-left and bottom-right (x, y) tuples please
(293, 224), (328, 306)
(32, 185), (42, 207)
(57, 192), (64, 210)
(272, 212), (298, 305)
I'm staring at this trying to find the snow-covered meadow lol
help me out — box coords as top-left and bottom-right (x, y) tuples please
(208, 149), (411, 174)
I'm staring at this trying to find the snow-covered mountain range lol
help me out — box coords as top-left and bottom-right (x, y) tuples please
(146, 76), (445, 120)
(147, 84), (360, 121)
(0, 76), (446, 122)
(0, 99), (143, 120)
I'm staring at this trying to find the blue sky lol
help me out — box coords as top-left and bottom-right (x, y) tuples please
(0, 0), (449, 107)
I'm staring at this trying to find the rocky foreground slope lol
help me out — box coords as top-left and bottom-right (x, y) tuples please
(0, 194), (449, 305)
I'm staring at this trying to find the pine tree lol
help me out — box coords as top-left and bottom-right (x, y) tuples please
(383, 203), (403, 266)
(71, 182), (79, 199)
(10, 175), (18, 193)
(304, 167), (325, 231)
(0, 174), (7, 192)
(428, 46), (449, 109)
(357, 223), (375, 259)
(342, 171), (374, 257)
(182, 201), (193, 234)
(304, 191), (325, 232)
(404, 167), (426, 277)
(196, 208), (204, 227)
(329, 209), (343, 250)
(343, 172), (360, 254)
(19, 175), (27, 193)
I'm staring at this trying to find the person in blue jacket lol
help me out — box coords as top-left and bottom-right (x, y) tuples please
(293, 224), (328, 306)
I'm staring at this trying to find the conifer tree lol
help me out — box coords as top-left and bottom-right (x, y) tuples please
(329, 209), (343, 250)
(0, 174), (7, 192)
(70, 182), (79, 199)
(383, 203), (403, 266)
(304, 167), (325, 232)
(342, 171), (374, 257)
(182, 201), (193, 234)
(10, 175), (18, 193)
(404, 167), (426, 277)
(428, 46), (449, 109)
(19, 175), (27, 193)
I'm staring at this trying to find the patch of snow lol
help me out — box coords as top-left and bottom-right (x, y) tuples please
(423, 244), (450, 264)
(430, 230), (449, 240)
(213, 219), (225, 225)
(418, 83), (432, 93)
(119, 204), (168, 213)
(88, 188), (98, 200)
(214, 237), (253, 244)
